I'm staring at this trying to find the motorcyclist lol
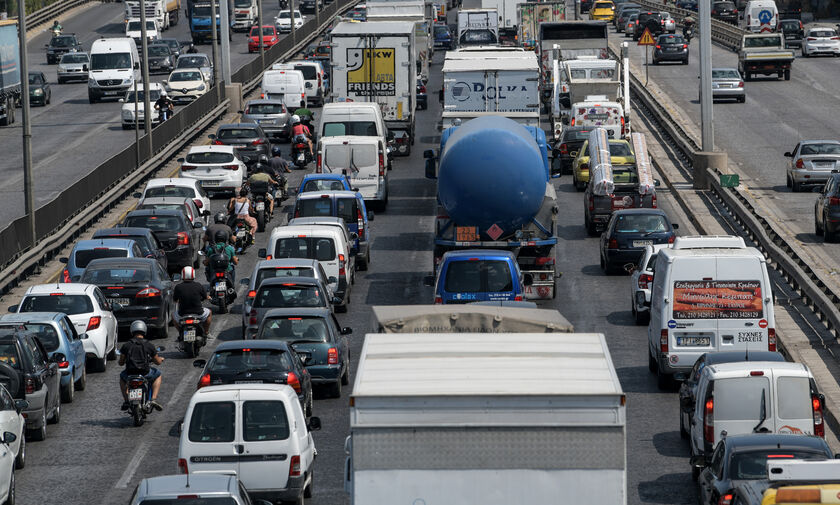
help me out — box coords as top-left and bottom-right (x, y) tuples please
(204, 212), (234, 247)
(118, 320), (164, 412)
(172, 266), (212, 335)
(228, 187), (258, 233)
(683, 15), (696, 38)
(294, 107), (316, 142)
(154, 91), (175, 122)
(52, 20), (62, 34)
(270, 146), (292, 197)
(204, 230), (239, 282)
(186, 43), (198, 53)
(291, 114), (314, 158)
(247, 160), (280, 215)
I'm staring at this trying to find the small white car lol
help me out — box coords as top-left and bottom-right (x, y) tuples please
(163, 69), (208, 104)
(178, 145), (246, 194)
(629, 244), (668, 325)
(0, 427), (15, 505)
(120, 82), (163, 130)
(275, 10), (304, 33)
(0, 385), (25, 470)
(14, 284), (118, 373)
(125, 18), (160, 43)
(801, 26), (840, 57)
(138, 178), (211, 214)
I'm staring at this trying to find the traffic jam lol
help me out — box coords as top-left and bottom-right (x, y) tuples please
(0, 0), (838, 503)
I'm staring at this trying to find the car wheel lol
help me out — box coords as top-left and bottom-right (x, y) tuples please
(27, 413), (45, 442)
(90, 354), (107, 373)
(74, 365), (86, 391)
(635, 307), (650, 325)
(60, 378), (74, 403)
(824, 221), (836, 243)
(784, 69), (790, 80)
(683, 59), (689, 65)
(652, 59), (658, 65)
(327, 378), (342, 398)
(57, 78), (64, 85)
(656, 366), (672, 391)
(46, 93), (50, 105)
(786, 174), (792, 188)
(48, 401), (60, 424)
(305, 392), (313, 417)
(802, 49), (808, 57)
(14, 434), (24, 470)
(792, 180), (802, 192)
(304, 471), (313, 498)
(341, 364), (350, 386)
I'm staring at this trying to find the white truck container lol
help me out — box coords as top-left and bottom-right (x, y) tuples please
(345, 332), (626, 505)
(330, 21), (417, 155)
(552, 56), (622, 136)
(441, 51), (540, 128)
(232, 0), (258, 30)
(458, 8), (499, 46)
(365, 1), (432, 82)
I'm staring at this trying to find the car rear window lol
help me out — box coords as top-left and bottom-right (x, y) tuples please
(20, 324), (60, 353)
(208, 348), (293, 372)
(712, 69), (741, 79)
(810, 29), (835, 38)
(615, 214), (669, 233)
(301, 180), (347, 192)
(74, 248), (129, 268)
(322, 121), (378, 137)
(253, 284), (325, 308)
(20, 295), (93, 315)
(594, 1), (612, 7)
(255, 266), (315, 287)
(81, 267), (152, 284)
(188, 401), (235, 442)
(800, 143), (840, 155)
(565, 130), (593, 142)
(730, 450), (826, 479)
(139, 499), (236, 505)
(243, 400), (289, 441)
(273, 237), (336, 261)
(776, 376), (812, 420)
(185, 151), (235, 164)
(336, 198), (358, 224)
(714, 1), (735, 8)
(660, 35), (685, 44)
(324, 144), (377, 171)
(218, 128), (259, 139)
(294, 65), (317, 80)
(0, 342), (20, 369)
(139, 203), (188, 215)
(444, 260), (514, 293)
(247, 103), (286, 114)
(145, 186), (195, 199)
(123, 215), (183, 231)
(714, 376), (771, 421)
(296, 198), (333, 218)
(259, 316), (329, 342)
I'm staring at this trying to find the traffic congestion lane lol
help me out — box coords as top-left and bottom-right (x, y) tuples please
(0, 0), (310, 225)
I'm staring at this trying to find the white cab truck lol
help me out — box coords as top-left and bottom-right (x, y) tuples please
(231, 0), (258, 30)
(552, 56), (622, 137)
(441, 51), (540, 129)
(330, 21), (417, 155)
(458, 8), (499, 46)
(365, 1), (432, 83)
(125, 0), (180, 30)
(345, 331), (626, 505)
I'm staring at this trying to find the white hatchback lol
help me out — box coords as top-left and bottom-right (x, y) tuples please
(628, 243), (668, 325)
(164, 68), (208, 104)
(802, 27), (840, 57)
(178, 146), (247, 194)
(120, 82), (163, 130)
(14, 284), (118, 372)
(138, 178), (211, 215)
(275, 10), (304, 32)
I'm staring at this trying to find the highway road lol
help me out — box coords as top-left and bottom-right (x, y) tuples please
(0, 0), (316, 225)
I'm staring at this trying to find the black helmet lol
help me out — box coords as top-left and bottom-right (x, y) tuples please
(271, 146), (283, 157)
(214, 230), (228, 243)
(258, 154), (269, 165)
(214, 212), (227, 224)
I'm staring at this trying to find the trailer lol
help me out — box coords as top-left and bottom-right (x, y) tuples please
(538, 21), (608, 110)
(517, 1), (566, 50)
(0, 20), (20, 127)
(365, 1), (432, 82)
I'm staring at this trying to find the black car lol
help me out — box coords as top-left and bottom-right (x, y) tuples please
(192, 340), (315, 416)
(92, 227), (169, 273)
(80, 258), (174, 337)
(778, 19), (805, 48)
(580, 0), (594, 13)
(28, 72), (50, 106)
(697, 434), (832, 505)
(599, 209), (677, 274)
(653, 34), (689, 65)
(121, 209), (203, 273)
(711, 1), (739, 23)
(433, 23), (454, 50)
(416, 82), (427, 110)
(0, 329), (62, 441)
(779, 0), (802, 19)
(145, 42), (177, 75)
(299, 0), (322, 12)
(634, 11), (664, 41)
(158, 38), (182, 59)
(814, 172), (840, 243)
(553, 126), (594, 176)
(45, 34), (81, 64)
(676, 0), (698, 10)
(208, 123), (271, 164)
(256, 307), (352, 398)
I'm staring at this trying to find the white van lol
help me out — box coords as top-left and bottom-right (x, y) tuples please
(318, 102), (390, 144)
(316, 136), (389, 208)
(125, 18), (160, 44)
(273, 61), (327, 106)
(178, 384), (320, 504)
(648, 235), (775, 389)
(87, 37), (140, 103)
(260, 225), (354, 311)
(687, 361), (823, 470)
(571, 95), (626, 139)
(260, 69), (307, 110)
(743, 0), (778, 33)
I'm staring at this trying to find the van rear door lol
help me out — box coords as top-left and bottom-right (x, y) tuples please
(715, 256), (768, 353)
(440, 257), (517, 303)
(713, 373), (772, 443)
(238, 391), (293, 491)
(774, 373), (815, 436)
(182, 395), (240, 476)
(670, 257), (717, 362)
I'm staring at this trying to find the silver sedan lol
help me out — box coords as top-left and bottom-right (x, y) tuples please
(711, 67), (745, 103)
(56, 52), (89, 84)
(785, 140), (840, 192)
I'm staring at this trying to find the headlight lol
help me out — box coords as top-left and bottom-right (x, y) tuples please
(57, 66), (66, 72)
(88, 78), (97, 86)
(32, 88), (43, 95)
(123, 78), (133, 85)
(197, 84), (206, 91)
(122, 110), (134, 120)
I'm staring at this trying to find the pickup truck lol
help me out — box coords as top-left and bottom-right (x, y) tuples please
(738, 33), (795, 81)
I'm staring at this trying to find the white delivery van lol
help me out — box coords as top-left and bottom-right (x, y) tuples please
(743, 0), (778, 33)
(87, 37), (140, 103)
(318, 102), (389, 144)
(260, 225), (354, 310)
(178, 384), (320, 504)
(125, 18), (160, 43)
(260, 69), (307, 110)
(687, 361), (823, 471)
(272, 61), (327, 106)
(648, 235), (775, 389)
(571, 94), (626, 139)
(316, 136), (390, 208)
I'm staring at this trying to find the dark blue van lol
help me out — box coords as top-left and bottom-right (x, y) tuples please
(430, 250), (530, 304)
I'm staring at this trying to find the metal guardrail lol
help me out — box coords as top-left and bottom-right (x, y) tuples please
(634, 0), (746, 50)
(4, 0), (94, 30)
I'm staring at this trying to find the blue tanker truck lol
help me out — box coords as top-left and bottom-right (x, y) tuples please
(424, 116), (559, 299)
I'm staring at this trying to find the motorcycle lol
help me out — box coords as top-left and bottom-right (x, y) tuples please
(156, 105), (173, 126)
(50, 26), (62, 37)
(205, 251), (236, 314)
(249, 180), (273, 232)
(683, 24), (695, 42)
(292, 140), (311, 168)
(123, 346), (165, 427)
(177, 315), (206, 358)
(230, 217), (253, 253)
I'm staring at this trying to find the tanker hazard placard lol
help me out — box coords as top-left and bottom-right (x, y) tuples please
(346, 47), (396, 96)
(673, 280), (763, 319)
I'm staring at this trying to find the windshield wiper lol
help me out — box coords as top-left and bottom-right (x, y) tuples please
(752, 388), (767, 433)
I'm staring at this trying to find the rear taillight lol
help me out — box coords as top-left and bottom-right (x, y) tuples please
(215, 272), (225, 278)
(559, 143), (568, 155)
(638, 273), (653, 289)
(178, 458), (188, 474)
(711, 9), (716, 14)
(62, 268), (71, 283)
(620, 116), (625, 136)
(718, 493), (733, 505)
(668, 235), (675, 244)
(213, 140), (224, 145)
(830, 197), (840, 206)
(379, 152), (385, 177)
(289, 455), (301, 476)
(768, 328), (776, 352)
(682, 44), (688, 49)
(660, 329), (668, 353)
(434, 295), (442, 304)
(357, 209), (365, 240)
(704, 397), (715, 443)
(222, 164), (239, 171)
(177, 232), (189, 245)
(247, 290), (256, 299)
(251, 138), (265, 146)
(193, 199), (203, 209)
(198, 373), (211, 389)
(249, 309), (257, 325)
(608, 238), (618, 249)
(58, 361), (69, 369)
(87, 316), (101, 331)
(806, 37), (816, 41)
(813, 394), (825, 438)
(652, 193), (657, 209)
(339, 253), (346, 277)
(737, 82), (744, 88)
(588, 195), (594, 212)
(24, 377), (34, 395)
(316, 154), (322, 172)
(136, 287), (161, 298)
(655, 44), (661, 49)
(327, 347), (338, 364)
(286, 371), (301, 393)
(180, 164), (196, 171)
(129, 379), (144, 388)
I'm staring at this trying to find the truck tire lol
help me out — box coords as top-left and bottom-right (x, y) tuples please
(170, 10), (178, 26)
(784, 69), (790, 80)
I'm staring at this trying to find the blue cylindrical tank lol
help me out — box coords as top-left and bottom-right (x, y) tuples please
(438, 116), (546, 238)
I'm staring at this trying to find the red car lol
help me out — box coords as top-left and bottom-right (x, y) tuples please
(248, 25), (278, 52)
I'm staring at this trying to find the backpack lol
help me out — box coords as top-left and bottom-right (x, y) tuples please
(209, 244), (230, 272)
(125, 339), (150, 374)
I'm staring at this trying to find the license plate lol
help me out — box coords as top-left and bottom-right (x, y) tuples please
(128, 389), (143, 400)
(255, 201), (265, 211)
(816, 162), (834, 168)
(235, 380), (263, 384)
(259, 119), (274, 124)
(104, 91), (119, 96)
(215, 282), (226, 292)
(200, 180), (221, 186)
(236, 230), (246, 238)
(183, 329), (197, 342)
(111, 297), (130, 306)
(633, 240), (653, 247)
(676, 336), (711, 346)
(231, 144), (246, 149)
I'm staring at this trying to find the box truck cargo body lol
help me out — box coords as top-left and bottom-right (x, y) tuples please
(365, 1), (432, 82)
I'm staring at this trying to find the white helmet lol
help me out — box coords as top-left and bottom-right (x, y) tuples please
(291, 114), (300, 124)
(160, 90), (167, 97)
(181, 266), (195, 281)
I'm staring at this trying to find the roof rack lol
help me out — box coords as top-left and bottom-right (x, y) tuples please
(671, 235), (747, 250)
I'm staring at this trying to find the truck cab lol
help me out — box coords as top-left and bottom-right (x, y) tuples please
(232, 0), (257, 30)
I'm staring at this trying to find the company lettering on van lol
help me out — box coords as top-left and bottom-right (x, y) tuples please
(449, 81), (533, 111)
(346, 48), (396, 96)
(672, 280), (763, 319)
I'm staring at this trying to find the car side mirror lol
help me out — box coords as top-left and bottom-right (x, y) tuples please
(654, 179), (661, 187)
(193, 221), (203, 229)
(118, 98), (125, 103)
(305, 82), (313, 88)
(328, 276), (337, 284)
(367, 211), (374, 221)
(349, 232), (358, 240)
(50, 353), (66, 364)
(193, 359), (207, 368)
(132, 191), (143, 198)
(331, 296), (342, 305)
(423, 275), (435, 287)
(307, 416), (322, 431)
(258, 248), (267, 258)
(523, 273), (533, 286)
(624, 263), (637, 274)
(13, 400), (28, 413)
(2, 432), (16, 446)
(134, 62), (140, 70)
(59, 257), (68, 264)
(425, 158), (436, 180)
(341, 327), (352, 335)
(783, 151), (792, 157)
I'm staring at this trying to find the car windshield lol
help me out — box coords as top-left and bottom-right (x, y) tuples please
(323, 121), (378, 137)
(243, 400), (289, 441)
(259, 316), (329, 342)
(444, 259), (514, 293)
(188, 401), (235, 442)
(91, 52), (131, 70)
(801, 143), (840, 155)
(125, 90), (161, 102)
(139, 499), (237, 505)
(434, 25), (449, 35)
(207, 347), (293, 372)
(171, 71), (202, 82)
(145, 186), (194, 198)
(192, 4), (211, 15)
(20, 295), (94, 315)
(23, 324), (60, 353)
(51, 36), (75, 47)
(177, 56), (208, 68)
(246, 103), (286, 114)
(28, 74), (44, 85)
(61, 53), (88, 64)
(615, 214), (669, 233)
(185, 152), (235, 164)
(218, 128), (259, 139)
(253, 284), (325, 308)
(81, 266), (152, 284)
(730, 451), (827, 479)
(74, 248), (129, 268)
(250, 26), (275, 36)
(123, 215), (182, 231)
(713, 69), (741, 79)
(147, 46), (170, 56)
(744, 36), (781, 48)
(255, 266), (315, 286)
(301, 179), (347, 192)
(659, 35), (685, 44)
(127, 21), (157, 31)
(609, 143), (633, 156)
(0, 343), (20, 370)
(810, 29), (835, 38)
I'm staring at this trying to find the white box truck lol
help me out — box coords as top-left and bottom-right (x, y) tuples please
(441, 51), (540, 128)
(458, 8), (499, 46)
(462, 0), (519, 44)
(551, 56), (622, 136)
(345, 331), (626, 505)
(365, 1), (432, 82)
(330, 21), (417, 155)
